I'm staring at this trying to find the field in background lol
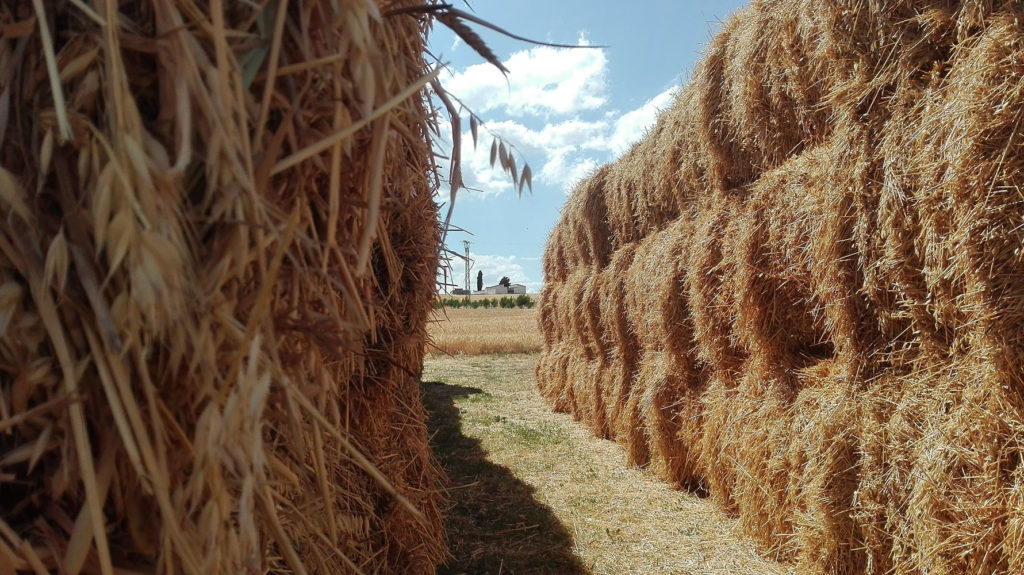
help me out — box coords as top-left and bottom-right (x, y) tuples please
(427, 306), (542, 355)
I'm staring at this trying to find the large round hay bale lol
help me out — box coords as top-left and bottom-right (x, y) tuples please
(700, 364), (799, 558)
(542, 219), (571, 284)
(636, 352), (705, 488)
(564, 166), (614, 269)
(786, 360), (865, 575)
(624, 231), (672, 353)
(597, 245), (640, 442)
(0, 1), (445, 572)
(684, 196), (746, 376)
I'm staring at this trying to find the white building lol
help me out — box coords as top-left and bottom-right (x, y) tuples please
(483, 283), (527, 295)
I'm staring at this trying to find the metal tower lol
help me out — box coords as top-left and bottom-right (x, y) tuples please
(463, 240), (473, 293)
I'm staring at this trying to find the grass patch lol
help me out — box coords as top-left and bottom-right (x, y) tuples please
(420, 376), (587, 575)
(464, 391), (494, 404)
(505, 421), (569, 446)
(423, 354), (788, 575)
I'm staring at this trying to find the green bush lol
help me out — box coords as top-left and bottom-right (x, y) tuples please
(515, 294), (533, 308)
(435, 295), (531, 309)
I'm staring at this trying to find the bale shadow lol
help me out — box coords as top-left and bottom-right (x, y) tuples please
(422, 380), (590, 575)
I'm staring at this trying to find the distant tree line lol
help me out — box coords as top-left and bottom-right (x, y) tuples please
(433, 294), (534, 310)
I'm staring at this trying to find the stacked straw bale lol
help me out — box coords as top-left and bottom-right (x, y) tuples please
(0, 1), (446, 573)
(538, 1), (1024, 572)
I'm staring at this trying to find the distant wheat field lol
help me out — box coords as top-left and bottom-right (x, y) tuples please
(426, 306), (542, 355)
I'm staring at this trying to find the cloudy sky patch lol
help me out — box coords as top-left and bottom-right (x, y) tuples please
(429, 0), (746, 292)
(437, 45), (680, 200)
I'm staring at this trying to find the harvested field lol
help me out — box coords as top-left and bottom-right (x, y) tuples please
(427, 307), (542, 356)
(423, 354), (789, 575)
(0, 1), (444, 573)
(538, 1), (1024, 573)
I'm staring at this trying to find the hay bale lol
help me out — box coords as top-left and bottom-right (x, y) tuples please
(636, 352), (705, 488)
(538, 281), (561, 349)
(538, 1), (1024, 572)
(596, 245), (640, 443)
(555, 265), (611, 435)
(622, 226), (706, 475)
(0, 1), (445, 572)
(541, 220), (571, 285)
(684, 196), (746, 377)
(565, 166), (614, 269)
(854, 362), (1024, 574)
(602, 161), (642, 248)
(649, 91), (705, 217)
(539, 343), (575, 414)
(624, 231), (671, 353)
(631, 218), (707, 487)
(560, 356), (612, 440)
(565, 355), (610, 437)
(786, 360), (865, 575)
(622, 365), (652, 468)
(734, 127), (886, 373)
(656, 218), (700, 366)
(885, 12), (1024, 388)
(534, 346), (558, 404)
(580, 269), (609, 364)
(564, 269), (596, 361)
(697, 360), (798, 551)
(731, 183), (829, 371)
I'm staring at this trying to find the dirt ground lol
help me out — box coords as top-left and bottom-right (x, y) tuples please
(422, 354), (791, 575)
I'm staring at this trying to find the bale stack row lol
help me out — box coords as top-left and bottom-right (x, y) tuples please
(538, 1), (1024, 573)
(1, 1), (445, 573)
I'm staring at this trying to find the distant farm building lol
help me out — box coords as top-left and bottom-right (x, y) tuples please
(483, 283), (526, 295)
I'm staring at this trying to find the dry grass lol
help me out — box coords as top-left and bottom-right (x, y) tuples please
(427, 306), (542, 355)
(422, 354), (791, 575)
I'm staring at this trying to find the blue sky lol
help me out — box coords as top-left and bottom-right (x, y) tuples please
(429, 1), (747, 293)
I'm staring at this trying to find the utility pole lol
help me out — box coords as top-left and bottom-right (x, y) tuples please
(463, 240), (474, 293)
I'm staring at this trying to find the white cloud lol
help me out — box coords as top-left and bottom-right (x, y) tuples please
(540, 154), (598, 191)
(447, 85), (679, 195)
(456, 119), (610, 195)
(442, 37), (607, 118)
(433, 42), (681, 198)
(470, 254), (532, 290)
(607, 85), (680, 156)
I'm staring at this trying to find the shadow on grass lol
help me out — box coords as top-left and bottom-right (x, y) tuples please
(422, 380), (590, 575)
